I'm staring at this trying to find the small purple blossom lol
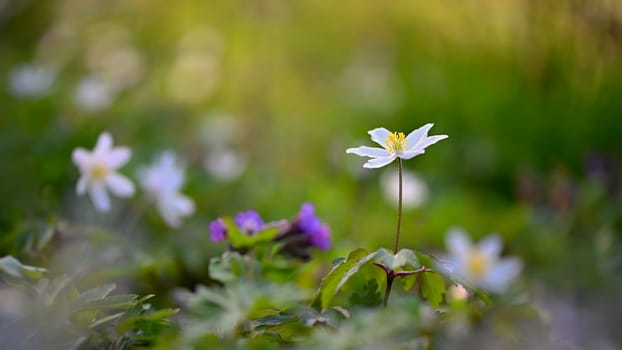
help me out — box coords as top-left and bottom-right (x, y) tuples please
(209, 218), (227, 242)
(295, 203), (331, 250)
(309, 224), (331, 250)
(235, 210), (264, 235)
(298, 203), (322, 233)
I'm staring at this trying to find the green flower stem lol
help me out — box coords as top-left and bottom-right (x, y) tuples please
(393, 158), (403, 255)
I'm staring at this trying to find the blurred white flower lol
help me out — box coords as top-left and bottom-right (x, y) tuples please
(340, 49), (399, 111)
(445, 228), (522, 293)
(7, 63), (56, 98)
(204, 147), (247, 181)
(199, 114), (238, 147)
(36, 22), (77, 68)
(74, 75), (116, 112)
(380, 169), (429, 209)
(139, 151), (195, 228)
(346, 124), (448, 168)
(72, 132), (135, 212)
(82, 23), (144, 91)
(95, 47), (144, 90)
(167, 51), (219, 104)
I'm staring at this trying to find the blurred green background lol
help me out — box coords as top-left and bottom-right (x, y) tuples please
(1, 0), (622, 343)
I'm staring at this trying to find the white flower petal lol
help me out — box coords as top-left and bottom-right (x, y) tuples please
(446, 228), (471, 260)
(105, 147), (131, 169)
(158, 194), (194, 228)
(94, 132), (113, 155)
(159, 151), (177, 168)
(76, 177), (88, 194)
(106, 173), (135, 197)
(72, 148), (90, 167)
(479, 234), (503, 258)
(89, 184), (110, 212)
(346, 146), (391, 158)
(158, 201), (180, 227)
(413, 134), (448, 150)
(405, 123), (433, 148)
(483, 258), (522, 293)
(400, 149), (425, 160)
(173, 195), (195, 215)
(368, 127), (392, 147)
(363, 155), (396, 168)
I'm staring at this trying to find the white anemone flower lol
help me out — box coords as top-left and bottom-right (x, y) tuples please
(72, 132), (135, 212)
(139, 151), (195, 228)
(380, 169), (429, 209)
(74, 75), (115, 112)
(346, 123), (448, 168)
(445, 228), (522, 293)
(8, 63), (56, 98)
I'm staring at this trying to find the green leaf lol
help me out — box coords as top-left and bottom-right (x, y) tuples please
(349, 278), (382, 307)
(116, 308), (178, 334)
(77, 294), (140, 310)
(311, 248), (375, 310)
(72, 283), (116, 310)
(374, 249), (420, 270)
(209, 251), (255, 283)
(419, 272), (446, 308)
(0, 255), (47, 279)
(474, 290), (492, 306)
(222, 218), (281, 249)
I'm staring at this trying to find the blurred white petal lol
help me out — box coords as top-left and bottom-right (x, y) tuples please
(446, 228), (471, 259)
(106, 173), (135, 197)
(479, 234), (503, 258)
(76, 177), (87, 194)
(105, 147), (131, 169)
(90, 184), (110, 212)
(94, 132), (113, 154)
(72, 148), (90, 167)
(483, 258), (522, 293)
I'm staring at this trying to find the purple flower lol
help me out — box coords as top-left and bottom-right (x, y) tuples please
(295, 203), (331, 250)
(209, 218), (227, 242)
(235, 210), (264, 235)
(309, 224), (331, 251)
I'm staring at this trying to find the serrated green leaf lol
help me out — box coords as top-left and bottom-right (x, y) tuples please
(420, 272), (446, 308)
(311, 248), (375, 310)
(209, 251), (254, 283)
(349, 278), (382, 307)
(399, 274), (418, 291)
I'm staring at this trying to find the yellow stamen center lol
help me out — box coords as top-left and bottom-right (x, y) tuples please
(466, 251), (489, 278)
(91, 163), (108, 180)
(384, 132), (407, 154)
